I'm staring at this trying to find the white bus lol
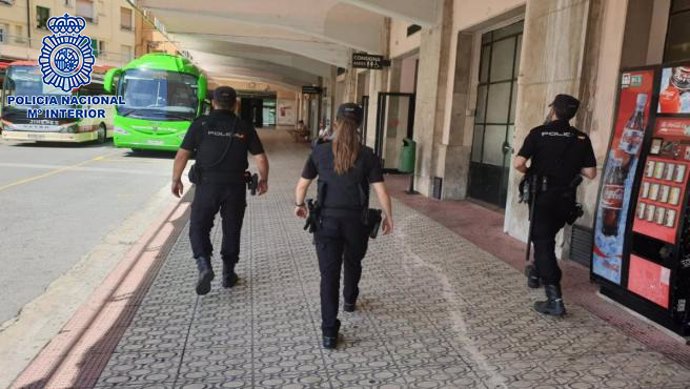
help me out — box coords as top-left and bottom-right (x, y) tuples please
(1, 61), (114, 143)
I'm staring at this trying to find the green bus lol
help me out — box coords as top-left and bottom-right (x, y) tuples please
(104, 53), (207, 151)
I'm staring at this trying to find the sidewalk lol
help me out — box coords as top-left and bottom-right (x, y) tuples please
(13, 130), (690, 389)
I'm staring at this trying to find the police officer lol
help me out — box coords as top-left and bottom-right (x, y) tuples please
(514, 94), (597, 316)
(172, 86), (269, 295)
(294, 103), (394, 349)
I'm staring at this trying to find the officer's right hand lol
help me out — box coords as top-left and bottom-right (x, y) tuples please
(294, 205), (308, 219)
(382, 217), (394, 235)
(171, 179), (184, 198)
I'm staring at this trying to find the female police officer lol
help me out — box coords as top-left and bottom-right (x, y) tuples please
(294, 103), (394, 349)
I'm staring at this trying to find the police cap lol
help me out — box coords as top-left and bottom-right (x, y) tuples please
(213, 86), (237, 105)
(337, 103), (364, 126)
(549, 94), (580, 118)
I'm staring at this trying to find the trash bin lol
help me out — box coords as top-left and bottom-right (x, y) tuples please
(399, 138), (416, 173)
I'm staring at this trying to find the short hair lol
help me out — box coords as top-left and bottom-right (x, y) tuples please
(214, 99), (234, 111)
(553, 105), (577, 121)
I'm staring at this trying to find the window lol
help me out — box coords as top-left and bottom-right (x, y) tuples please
(36, 6), (50, 29)
(76, 0), (94, 23)
(91, 39), (99, 57)
(468, 20), (524, 208)
(121, 44), (132, 62)
(407, 24), (421, 37)
(15, 25), (24, 43)
(99, 40), (105, 57)
(0, 24), (7, 43)
(120, 7), (133, 31)
(665, 0), (690, 62)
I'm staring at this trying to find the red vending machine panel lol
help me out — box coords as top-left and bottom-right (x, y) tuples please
(628, 255), (671, 308)
(632, 118), (690, 244)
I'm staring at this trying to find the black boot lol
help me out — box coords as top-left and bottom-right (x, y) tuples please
(525, 264), (541, 289)
(534, 284), (566, 316)
(322, 319), (341, 349)
(195, 256), (214, 296)
(222, 261), (239, 289)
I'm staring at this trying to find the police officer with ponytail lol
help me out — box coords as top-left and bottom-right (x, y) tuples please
(294, 103), (394, 349)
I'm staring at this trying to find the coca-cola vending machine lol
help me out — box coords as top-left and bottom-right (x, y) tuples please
(592, 64), (690, 336)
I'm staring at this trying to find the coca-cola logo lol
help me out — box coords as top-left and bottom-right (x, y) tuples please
(602, 184), (624, 209)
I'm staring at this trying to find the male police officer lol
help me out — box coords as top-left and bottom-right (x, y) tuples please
(513, 94), (596, 316)
(172, 86), (269, 295)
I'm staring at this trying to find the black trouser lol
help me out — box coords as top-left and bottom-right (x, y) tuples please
(189, 182), (247, 269)
(314, 214), (369, 337)
(531, 190), (573, 286)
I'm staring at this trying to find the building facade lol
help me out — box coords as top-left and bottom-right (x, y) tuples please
(338, 0), (690, 262)
(0, 0), (136, 66)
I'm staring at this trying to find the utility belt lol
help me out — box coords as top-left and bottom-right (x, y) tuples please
(189, 166), (259, 195)
(519, 173), (584, 225)
(304, 201), (383, 239)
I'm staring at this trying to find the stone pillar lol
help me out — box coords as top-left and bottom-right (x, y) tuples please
(411, 0), (454, 197)
(439, 32), (474, 200)
(364, 17), (391, 149)
(504, 0), (593, 243)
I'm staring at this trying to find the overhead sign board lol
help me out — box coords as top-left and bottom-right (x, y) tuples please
(352, 53), (389, 70)
(302, 86), (323, 94)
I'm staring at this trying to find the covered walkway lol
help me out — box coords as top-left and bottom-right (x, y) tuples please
(14, 130), (690, 389)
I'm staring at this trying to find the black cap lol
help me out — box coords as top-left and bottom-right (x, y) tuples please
(549, 94), (580, 113)
(213, 86), (237, 104)
(337, 103), (364, 125)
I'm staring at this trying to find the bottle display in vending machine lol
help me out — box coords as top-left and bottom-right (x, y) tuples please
(628, 117), (690, 309)
(592, 69), (655, 286)
(659, 66), (690, 114)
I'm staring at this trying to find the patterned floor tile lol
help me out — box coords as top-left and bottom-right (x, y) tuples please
(95, 350), (181, 387)
(91, 131), (690, 389)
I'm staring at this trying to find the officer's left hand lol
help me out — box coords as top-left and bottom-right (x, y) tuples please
(257, 180), (268, 196)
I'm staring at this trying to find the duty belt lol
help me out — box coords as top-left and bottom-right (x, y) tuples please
(199, 171), (246, 184)
(320, 208), (365, 218)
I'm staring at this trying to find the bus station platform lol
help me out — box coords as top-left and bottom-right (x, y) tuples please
(11, 130), (690, 389)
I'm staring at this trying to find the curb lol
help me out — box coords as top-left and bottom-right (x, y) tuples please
(10, 190), (193, 389)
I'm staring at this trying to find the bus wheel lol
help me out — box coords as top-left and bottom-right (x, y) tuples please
(96, 124), (107, 144)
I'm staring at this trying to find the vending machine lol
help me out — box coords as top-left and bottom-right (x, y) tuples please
(592, 63), (690, 336)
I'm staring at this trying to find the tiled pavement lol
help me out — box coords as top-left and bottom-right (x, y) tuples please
(91, 130), (690, 389)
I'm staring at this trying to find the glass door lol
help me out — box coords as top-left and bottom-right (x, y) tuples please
(376, 93), (416, 171)
(468, 20), (523, 208)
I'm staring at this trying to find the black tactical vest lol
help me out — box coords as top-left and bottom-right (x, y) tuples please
(312, 144), (370, 212)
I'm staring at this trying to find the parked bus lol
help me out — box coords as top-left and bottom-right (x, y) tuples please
(0, 61), (113, 143)
(104, 53), (207, 152)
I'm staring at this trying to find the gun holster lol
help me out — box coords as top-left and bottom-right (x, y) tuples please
(363, 208), (383, 239)
(304, 199), (321, 234)
(566, 203), (584, 225)
(244, 172), (259, 195)
(188, 164), (201, 184)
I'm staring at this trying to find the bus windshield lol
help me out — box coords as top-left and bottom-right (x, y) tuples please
(117, 69), (199, 121)
(2, 65), (73, 117)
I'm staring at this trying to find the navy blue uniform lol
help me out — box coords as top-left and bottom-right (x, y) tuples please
(302, 142), (383, 337)
(518, 119), (596, 284)
(180, 110), (264, 269)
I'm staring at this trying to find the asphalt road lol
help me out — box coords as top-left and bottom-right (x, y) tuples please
(0, 139), (177, 325)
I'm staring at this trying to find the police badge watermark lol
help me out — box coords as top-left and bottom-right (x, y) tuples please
(39, 13), (95, 92)
(4, 13), (125, 120)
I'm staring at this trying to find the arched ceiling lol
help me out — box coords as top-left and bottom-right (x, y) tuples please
(138, 0), (442, 89)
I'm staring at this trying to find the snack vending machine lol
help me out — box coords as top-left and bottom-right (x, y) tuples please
(592, 64), (690, 336)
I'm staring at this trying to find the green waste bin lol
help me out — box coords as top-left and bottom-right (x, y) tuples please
(399, 138), (416, 173)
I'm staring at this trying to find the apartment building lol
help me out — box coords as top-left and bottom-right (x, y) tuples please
(0, 0), (136, 66)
